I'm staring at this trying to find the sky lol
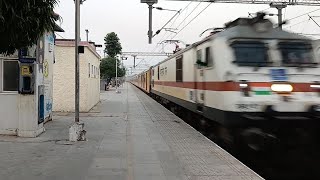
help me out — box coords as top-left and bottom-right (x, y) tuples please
(54, 0), (320, 74)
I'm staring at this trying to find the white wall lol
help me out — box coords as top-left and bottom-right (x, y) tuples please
(0, 94), (19, 135)
(85, 47), (100, 111)
(53, 45), (100, 112)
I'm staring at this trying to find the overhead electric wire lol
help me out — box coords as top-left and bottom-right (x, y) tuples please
(286, 18), (310, 29)
(170, 2), (212, 40)
(175, 2), (202, 30)
(148, 1), (195, 64)
(154, 1), (199, 49)
(308, 15), (320, 29)
(286, 7), (320, 21)
(156, 1), (193, 45)
(157, 2), (212, 53)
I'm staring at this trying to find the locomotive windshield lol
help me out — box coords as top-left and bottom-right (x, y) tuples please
(231, 41), (269, 66)
(278, 42), (315, 66)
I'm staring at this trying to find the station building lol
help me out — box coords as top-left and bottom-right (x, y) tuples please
(53, 39), (101, 112)
(0, 27), (63, 137)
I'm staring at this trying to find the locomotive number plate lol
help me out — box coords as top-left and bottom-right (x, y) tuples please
(270, 69), (288, 81)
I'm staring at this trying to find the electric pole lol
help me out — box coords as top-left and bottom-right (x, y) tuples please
(141, 0), (158, 44)
(270, 3), (287, 29)
(75, 0), (80, 123)
(70, 0), (87, 142)
(132, 55), (137, 69)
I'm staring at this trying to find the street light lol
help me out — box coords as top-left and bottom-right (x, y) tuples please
(115, 56), (127, 93)
(153, 6), (179, 12)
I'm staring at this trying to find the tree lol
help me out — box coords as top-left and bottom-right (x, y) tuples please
(100, 57), (126, 79)
(0, 0), (59, 55)
(101, 32), (125, 79)
(104, 32), (122, 58)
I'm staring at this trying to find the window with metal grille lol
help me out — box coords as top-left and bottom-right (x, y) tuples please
(176, 55), (183, 82)
(0, 59), (19, 92)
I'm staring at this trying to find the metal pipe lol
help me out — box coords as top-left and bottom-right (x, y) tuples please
(75, 0), (80, 122)
(116, 57), (118, 92)
(148, 4), (153, 44)
(277, 7), (282, 30)
(133, 55), (136, 69)
(85, 29), (89, 42)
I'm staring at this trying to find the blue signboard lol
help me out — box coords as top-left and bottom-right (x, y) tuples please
(19, 57), (36, 63)
(270, 69), (288, 81)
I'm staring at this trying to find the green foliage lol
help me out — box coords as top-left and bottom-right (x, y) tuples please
(0, 0), (59, 55)
(100, 57), (126, 79)
(104, 32), (122, 58)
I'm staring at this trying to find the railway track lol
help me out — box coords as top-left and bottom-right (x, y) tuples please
(155, 97), (320, 180)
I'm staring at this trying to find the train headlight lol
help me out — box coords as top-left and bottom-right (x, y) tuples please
(310, 84), (320, 89)
(239, 83), (248, 88)
(239, 81), (250, 97)
(271, 84), (293, 92)
(310, 82), (320, 96)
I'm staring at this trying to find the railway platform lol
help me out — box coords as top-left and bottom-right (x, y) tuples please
(109, 83), (263, 180)
(0, 83), (264, 180)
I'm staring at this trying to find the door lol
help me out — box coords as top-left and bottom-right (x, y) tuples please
(195, 49), (206, 112)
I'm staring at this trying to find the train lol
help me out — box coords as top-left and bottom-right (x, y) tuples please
(130, 13), (320, 150)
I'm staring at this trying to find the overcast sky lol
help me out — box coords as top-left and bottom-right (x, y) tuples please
(54, 0), (320, 73)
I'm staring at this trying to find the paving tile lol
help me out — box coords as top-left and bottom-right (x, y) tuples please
(134, 163), (165, 176)
(0, 84), (262, 180)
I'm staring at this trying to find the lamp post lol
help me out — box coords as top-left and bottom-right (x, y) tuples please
(115, 56), (127, 93)
(116, 57), (119, 93)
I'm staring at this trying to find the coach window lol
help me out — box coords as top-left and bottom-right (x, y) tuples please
(157, 66), (160, 80)
(205, 47), (213, 67)
(196, 50), (202, 63)
(176, 55), (183, 82)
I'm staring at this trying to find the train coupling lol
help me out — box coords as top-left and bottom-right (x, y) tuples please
(241, 128), (279, 151)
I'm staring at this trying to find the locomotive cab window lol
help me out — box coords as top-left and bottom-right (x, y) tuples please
(176, 55), (183, 82)
(231, 41), (269, 66)
(278, 42), (316, 66)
